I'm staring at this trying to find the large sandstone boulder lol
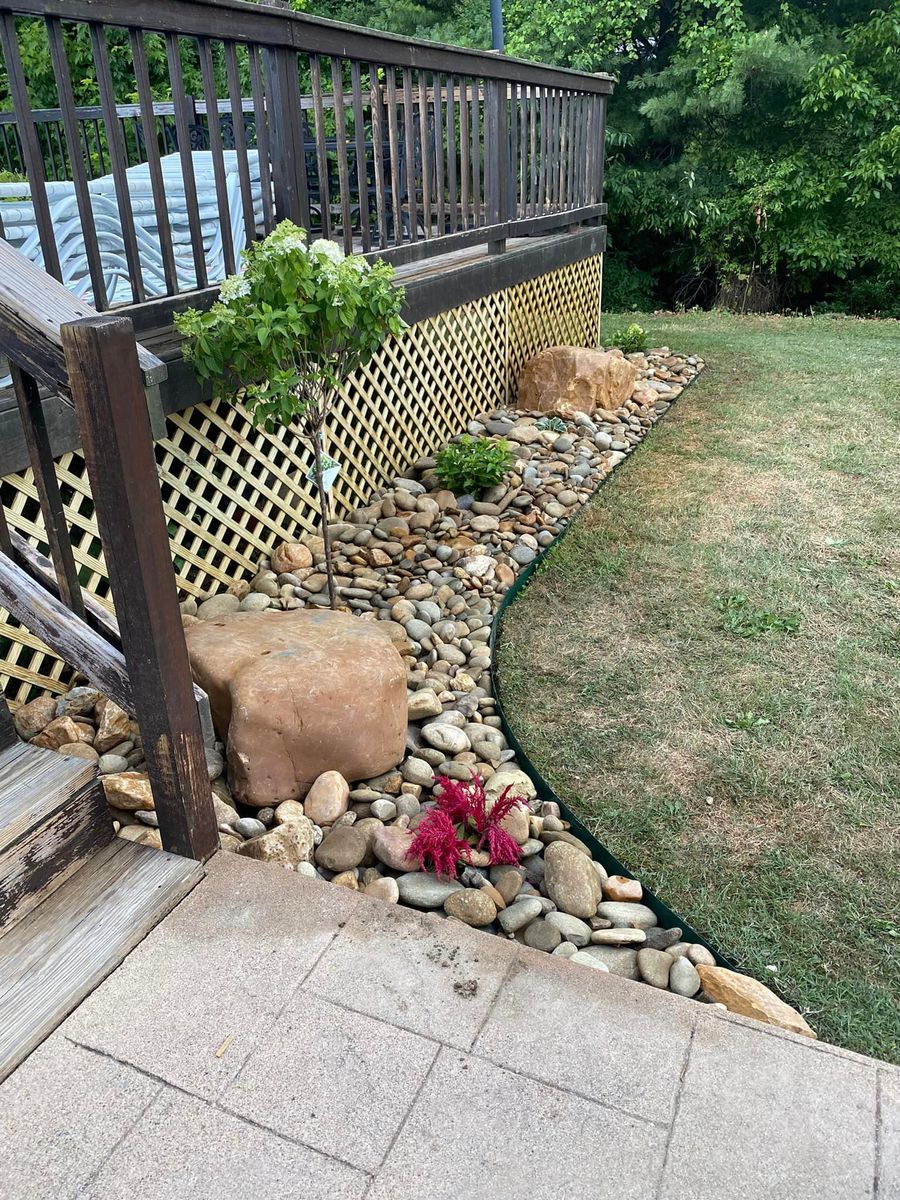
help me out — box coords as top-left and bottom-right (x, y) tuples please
(517, 346), (638, 418)
(697, 965), (817, 1039)
(185, 609), (406, 807)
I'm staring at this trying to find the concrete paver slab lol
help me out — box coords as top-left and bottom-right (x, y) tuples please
(80, 1085), (368, 1199)
(223, 991), (439, 1172)
(474, 953), (696, 1124)
(659, 1011), (879, 1200)
(368, 1046), (668, 1200)
(303, 899), (517, 1049)
(61, 855), (357, 1098)
(0, 1037), (159, 1200)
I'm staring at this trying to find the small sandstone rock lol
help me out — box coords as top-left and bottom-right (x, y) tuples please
(543, 841), (601, 919)
(237, 817), (315, 867)
(637, 947), (672, 988)
(372, 825), (418, 872)
(101, 772), (154, 812)
(444, 888), (497, 926)
(270, 541), (313, 574)
(602, 874), (643, 902)
(304, 771), (350, 826)
(697, 965), (816, 1038)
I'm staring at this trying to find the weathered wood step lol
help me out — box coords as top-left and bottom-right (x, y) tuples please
(0, 838), (204, 1083)
(0, 741), (113, 934)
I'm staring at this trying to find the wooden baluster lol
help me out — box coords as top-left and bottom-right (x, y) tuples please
(433, 72), (445, 237)
(198, 37), (237, 277)
(350, 61), (371, 252)
(224, 42), (257, 249)
(537, 86), (548, 215)
(459, 77), (470, 230)
(529, 85), (537, 217)
(368, 65), (389, 249)
(9, 364), (84, 620)
(248, 46), (275, 234)
(470, 78), (480, 228)
(90, 22), (146, 303)
(330, 58), (354, 254)
(166, 33), (208, 289)
(417, 71), (432, 239)
(265, 45), (311, 230)
(61, 315), (218, 863)
(401, 67), (418, 241)
(130, 31), (178, 296)
(384, 68), (403, 245)
(0, 14), (62, 281)
(46, 17), (108, 309)
(446, 74), (458, 233)
(486, 78), (508, 254)
(597, 94), (607, 204)
(309, 54), (333, 243)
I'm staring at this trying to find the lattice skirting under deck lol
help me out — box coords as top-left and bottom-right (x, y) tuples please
(1, 253), (602, 704)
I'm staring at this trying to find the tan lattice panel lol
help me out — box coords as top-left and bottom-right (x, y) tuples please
(1, 256), (600, 704)
(508, 255), (603, 398)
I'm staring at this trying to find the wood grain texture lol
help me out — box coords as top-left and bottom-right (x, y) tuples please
(61, 314), (218, 861)
(0, 746), (111, 935)
(0, 838), (203, 1083)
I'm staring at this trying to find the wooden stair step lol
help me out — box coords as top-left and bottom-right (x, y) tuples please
(0, 838), (203, 1083)
(0, 741), (113, 934)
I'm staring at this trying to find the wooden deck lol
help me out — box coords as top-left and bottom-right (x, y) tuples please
(0, 838), (203, 1083)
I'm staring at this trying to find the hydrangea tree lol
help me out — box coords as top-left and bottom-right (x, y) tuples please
(175, 221), (406, 608)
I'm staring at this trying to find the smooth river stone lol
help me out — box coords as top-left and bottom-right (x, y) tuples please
(596, 901), (658, 930)
(397, 872), (463, 908)
(497, 896), (543, 933)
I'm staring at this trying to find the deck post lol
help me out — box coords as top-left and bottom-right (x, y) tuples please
(60, 314), (219, 862)
(486, 78), (509, 255)
(264, 45), (311, 228)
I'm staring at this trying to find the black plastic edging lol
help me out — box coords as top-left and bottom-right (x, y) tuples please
(488, 369), (742, 972)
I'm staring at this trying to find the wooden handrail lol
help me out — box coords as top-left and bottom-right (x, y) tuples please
(0, 0), (614, 93)
(0, 240), (165, 397)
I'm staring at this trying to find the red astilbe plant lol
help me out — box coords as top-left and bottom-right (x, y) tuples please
(409, 774), (526, 878)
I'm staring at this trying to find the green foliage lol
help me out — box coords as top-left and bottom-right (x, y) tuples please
(724, 710), (772, 731)
(601, 256), (658, 312)
(535, 416), (567, 432)
(175, 221), (405, 434)
(715, 593), (800, 638)
(435, 436), (512, 497)
(605, 321), (648, 353)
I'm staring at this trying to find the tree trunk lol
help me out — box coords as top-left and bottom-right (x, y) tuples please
(311, 428), (337, 610)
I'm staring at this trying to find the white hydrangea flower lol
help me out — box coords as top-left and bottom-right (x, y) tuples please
(349, 256), (370, 274)
(309, 238), (345, 264)
(219, 272), (251, 303)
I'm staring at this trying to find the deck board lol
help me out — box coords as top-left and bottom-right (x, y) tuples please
(0, 838), (203, 1082)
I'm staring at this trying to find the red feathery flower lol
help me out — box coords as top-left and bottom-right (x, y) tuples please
(409, 808), (470, 879)
(484, 823), (522, 865)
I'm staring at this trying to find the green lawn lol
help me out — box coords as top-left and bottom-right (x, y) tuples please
(498, 311), (900, 1061)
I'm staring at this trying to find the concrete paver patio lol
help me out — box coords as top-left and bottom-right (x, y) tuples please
(1, 852), (896, 1199)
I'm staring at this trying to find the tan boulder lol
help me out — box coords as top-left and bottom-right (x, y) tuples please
(185, 609), (407, 808)
(31, 715), (93, 750)
(270, 541), (313, 574)
(543, 841), (602, 919)
(517, 346), (638, 418)
(697, 965), (817, 1039)
(237, 817), (315, 867)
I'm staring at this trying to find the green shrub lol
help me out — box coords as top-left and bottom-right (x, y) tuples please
(175, 221), (405, 607)
(435, 436), (511, 497)
(605, 322), (649, 354)
(601, 256), (657, 311)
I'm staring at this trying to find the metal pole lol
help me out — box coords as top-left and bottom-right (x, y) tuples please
(490, 0), (504, 52)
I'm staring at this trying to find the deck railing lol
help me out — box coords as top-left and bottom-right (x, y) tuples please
(0, 239), (218, 861)
(0, 0), (612, 309)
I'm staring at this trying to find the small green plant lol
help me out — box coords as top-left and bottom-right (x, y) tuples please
(175, 221), (405, 608)
(535, 416), (567, 433)
(724, 710), (772, 731)
(715, 593), (800, 638)
(435, 435), (512, 497)
(606, 322), (648, 354)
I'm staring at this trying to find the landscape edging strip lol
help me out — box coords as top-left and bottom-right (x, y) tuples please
(488, 363), (742, 972)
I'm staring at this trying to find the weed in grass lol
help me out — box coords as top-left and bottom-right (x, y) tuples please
(715, 592), (800, 637)
(724, 710), (773, 731)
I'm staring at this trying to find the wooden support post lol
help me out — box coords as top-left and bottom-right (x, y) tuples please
(60, 314), (218, 862)
(264, 45), (311, 229)
(486, 78), (508, 255)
